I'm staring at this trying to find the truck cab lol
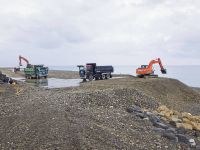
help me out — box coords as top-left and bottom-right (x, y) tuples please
(77, 65), (86, 78)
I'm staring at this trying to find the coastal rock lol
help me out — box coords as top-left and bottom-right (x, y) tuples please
(154, 122), (168, 129)
(176, 134), (189, 145)
(182, 112), (192, 119)
(162, 132), (178, 142)
(156, 105), (200, 132)
(196, 145), (200, 150)
(126, 108), (134, 113)
(146, 112), (160, 124)
(171, 115), (181, 123)
(166, 128), (176, 134)
(153, 128), (165, 134)
(191, 122), (200, 130)
(157, 105), (169, 112)
(182, 118), (191, 124)
(176, 123), (193, 130)
(189, 139), (196, 148)
(133, 106), (143, 113)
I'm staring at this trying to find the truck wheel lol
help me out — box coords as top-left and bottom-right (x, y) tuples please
(88, 75), (93, 81)
(102, 74), (106, 80)
(95, 77), (99, 80)
(105, 75), (108, 79)
(110, 74), (112, 78)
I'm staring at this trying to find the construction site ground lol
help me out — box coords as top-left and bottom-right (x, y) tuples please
(0, 68), (200, 149)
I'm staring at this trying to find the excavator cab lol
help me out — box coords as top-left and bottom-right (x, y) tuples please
(140, 65), (148, 69)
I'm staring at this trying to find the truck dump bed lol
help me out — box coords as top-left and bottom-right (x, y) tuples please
(95, 66), (114, 73)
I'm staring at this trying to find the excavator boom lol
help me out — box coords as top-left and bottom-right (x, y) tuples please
(19, 55), (29, 66)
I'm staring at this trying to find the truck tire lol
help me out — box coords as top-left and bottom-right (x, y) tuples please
(106, 74), (110, 79)
(88, 75), (93, 81)
(102, 74), (106, 80)
(105, 74), (108, 79)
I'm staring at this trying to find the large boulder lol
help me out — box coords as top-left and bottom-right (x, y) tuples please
(176, 123), (193, 130)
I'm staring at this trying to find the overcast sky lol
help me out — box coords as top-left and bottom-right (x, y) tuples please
(0, 0), (200, 67)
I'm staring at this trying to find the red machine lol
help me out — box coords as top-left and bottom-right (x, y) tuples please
(19, 55), (29, 66)
(14, 55), (30, 72)
(136, 58), (167, 78)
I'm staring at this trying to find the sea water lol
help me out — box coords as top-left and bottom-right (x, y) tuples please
(49, 65), (200, 87)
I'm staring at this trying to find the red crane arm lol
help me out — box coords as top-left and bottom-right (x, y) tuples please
(19, 55), (29, 66)
(147, 58), (165, 70)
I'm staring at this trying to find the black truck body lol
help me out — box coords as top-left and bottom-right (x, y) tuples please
(77, 63), (114, 81)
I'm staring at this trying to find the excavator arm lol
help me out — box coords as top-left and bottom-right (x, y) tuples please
(147, 58), (167, 74)
(19, 55), (29, 66)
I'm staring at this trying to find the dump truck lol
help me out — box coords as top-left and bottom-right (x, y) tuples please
(24, 64), (48, 79)
(136, 58), (167, 78)
(77, 63), (114, 81)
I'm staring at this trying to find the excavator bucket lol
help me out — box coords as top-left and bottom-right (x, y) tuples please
(161, 68), (167, 74)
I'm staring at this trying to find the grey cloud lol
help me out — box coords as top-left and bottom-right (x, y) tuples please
(0, 0), (200, 66)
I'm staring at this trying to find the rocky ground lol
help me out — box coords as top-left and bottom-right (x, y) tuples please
(0, 69), (200, 149)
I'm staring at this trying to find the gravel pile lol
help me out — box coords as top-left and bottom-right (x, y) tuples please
(1, 71), (200, 149)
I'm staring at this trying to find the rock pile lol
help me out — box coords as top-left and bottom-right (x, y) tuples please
(157, 105), (200, 131)
(0, 71), (16, 84)
(127, 105), (199, 148)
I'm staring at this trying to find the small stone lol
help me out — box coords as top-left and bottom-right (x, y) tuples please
(143, 117), (149, 121)
(196, 145), (200, 150)
(189, 139), (196, 148)
(164, 146), (168, 149)
(176, 134), (189, 145)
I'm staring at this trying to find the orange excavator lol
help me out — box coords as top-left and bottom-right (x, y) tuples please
(136, 58), (167, 78)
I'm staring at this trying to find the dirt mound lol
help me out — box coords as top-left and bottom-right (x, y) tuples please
(78, 77), (200, 113)
(131, 78), (200, 114)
